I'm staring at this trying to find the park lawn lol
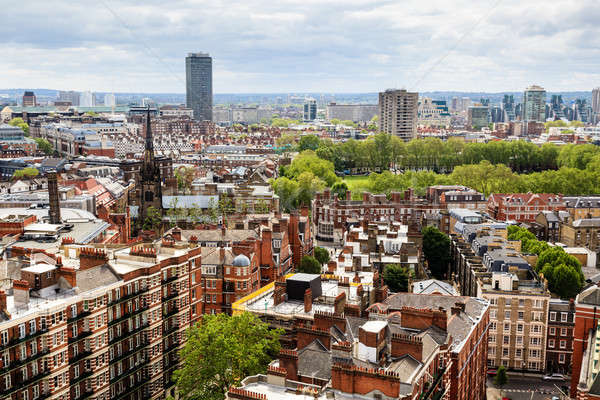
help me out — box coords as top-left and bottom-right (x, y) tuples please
(343, 175), (371, 198)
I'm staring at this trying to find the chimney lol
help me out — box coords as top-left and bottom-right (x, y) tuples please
(346, 190), (351, 201)
(13, 280), (29, 309)
(60, 267), (77, 288)
(0, 291), (7, 316)
(304, 288), (312, 313)
(172, 227), (182, 241)
(327, 260), (337, 273)
(47, 171), (61, 224)
(220, 247), (225, 263)
(79, 248), (108, 270)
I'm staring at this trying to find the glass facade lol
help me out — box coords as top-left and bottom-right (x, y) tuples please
(185, 53), (213, 121)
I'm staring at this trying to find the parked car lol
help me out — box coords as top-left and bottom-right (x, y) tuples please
(543, 373), (566, 381)
(487, 369), (497, 376)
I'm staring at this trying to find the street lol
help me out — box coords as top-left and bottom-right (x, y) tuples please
(487, 375), (569, 400)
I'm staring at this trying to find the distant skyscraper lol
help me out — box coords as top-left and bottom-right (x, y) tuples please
(141, 98), (155, 107)
(550, 95), (564, 120)
(467, 106), (489, 130)
(22, 91), (36, 107)
(522, 85), (546, 122)
(185, 52), (213, 121)
(303, 98), (317, 121)
(502, 94), (515, 122)
(80, 91), (96, 107)
(104, 93), (116, 107)
(592, 88), (600, 123)
(57, 90), (80, 106)
(378, 89), (418, 141)
(574, 99), (592, 123)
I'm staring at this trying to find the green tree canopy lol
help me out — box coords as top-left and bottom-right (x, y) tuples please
(314, 247), (330, 265)
(142, 206), (162, 231)
(8, 117), (29, 135)
(173, 312), (282, 400)
(297, 135), (321, 152)
(298, 255), (322, 274)
(422, 226), (451, 280)
(383, 264), (411, 292)
(331, 181), (349, 199)
(12, 167), (39, 180)
(494, 365), (508, 387)
(33, 137), (53, 155)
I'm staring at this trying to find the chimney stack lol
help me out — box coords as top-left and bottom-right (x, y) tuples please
(304, 288), (312, 313)
(48, 171), (61, 224)
(0, 291), (7, 316)
(13, 280), (29, 309)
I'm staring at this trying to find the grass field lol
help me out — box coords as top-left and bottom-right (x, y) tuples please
(343, 175), (371, 197)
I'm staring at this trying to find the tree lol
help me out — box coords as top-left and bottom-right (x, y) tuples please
(314, 247), (330, 265)
(383, 264), (411, 293)
(422, 226), (451, 279)
(175, 166), (196, 193)
(537, 246), (584, 299)
(143, 206), (162, 231)
(33, 138), (53, 155)
(12, 167), (39, 180)
(298, 255), (322, 274)
(8, 117), (29, 135)
(494, 365), (508, 390)
(297, 135), (320, 152)
(173, 312), (282, 400)
(331, 181), (349, 199)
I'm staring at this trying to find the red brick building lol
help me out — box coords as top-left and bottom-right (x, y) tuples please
(488, 193), (566, 223)
(229, 292), (489, 400)
(546, 299), (575, 374)
(571, 285), (600, 398)
(312, 189), (443, 244)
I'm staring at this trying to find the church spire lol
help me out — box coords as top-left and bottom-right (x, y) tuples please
(144, 107), (154, 164)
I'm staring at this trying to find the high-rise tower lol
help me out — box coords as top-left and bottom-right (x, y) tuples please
(186, 52), (213, 121)
(378, 89), (418, 141)
(522, 85), (546, 122)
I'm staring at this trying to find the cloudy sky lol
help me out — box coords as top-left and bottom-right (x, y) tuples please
(1, 0), (599, 93)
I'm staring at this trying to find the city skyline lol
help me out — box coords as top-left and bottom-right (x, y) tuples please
(2, 0), (600, 93)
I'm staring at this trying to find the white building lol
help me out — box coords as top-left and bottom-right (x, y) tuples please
(103, 93), (116, 107)
(80, 91), (96, 107)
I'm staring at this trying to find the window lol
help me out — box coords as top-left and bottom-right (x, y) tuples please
(519, 299), (524, 307)
(505, 311), (511, 319)
(0, 331), (7, 345)
(502, 348), (509, 357)
(503, 336), (509, 345)
(71, 305), (77, 318)
(559, 353), (565, 364)
(548, 339), (555, 348)
(504, 323), (510, 332)
(561, 328), (567, 336)
(560, 340), (566, 349)
(29, 320), (36, 334)
(530, 337), (540, 346)
(549, 312), (556, 321)
(32, 385), (39, 400)
(561, 312), (568, 322)
(490, 310), (497, 319)
(490, 322), (497, 331)
(18, 324), (26, 339)
(272, 240), (281, 249)
(517, 324), (523, 333)
(515, 348), (522, 358)
(201, 266), (216, 275)
(516, 336), (523, 345)
(549, 327), (556, 335)
(518, 311), (524, 320)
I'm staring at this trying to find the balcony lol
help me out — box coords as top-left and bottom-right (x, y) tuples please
(162, 289), (179, 301)
(68, 329), (93, 344)
(67, 310), (91, 323)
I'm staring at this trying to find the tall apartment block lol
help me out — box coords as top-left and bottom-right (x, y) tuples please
(303, 99), (316, 121)
(22, 92), (36, 107)
(185, 52), (212, 122)
(378, 89), (418, 141)
(522, 85), (546, 122)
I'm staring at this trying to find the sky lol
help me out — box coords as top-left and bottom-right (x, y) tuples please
(1, 0), (600, 94)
